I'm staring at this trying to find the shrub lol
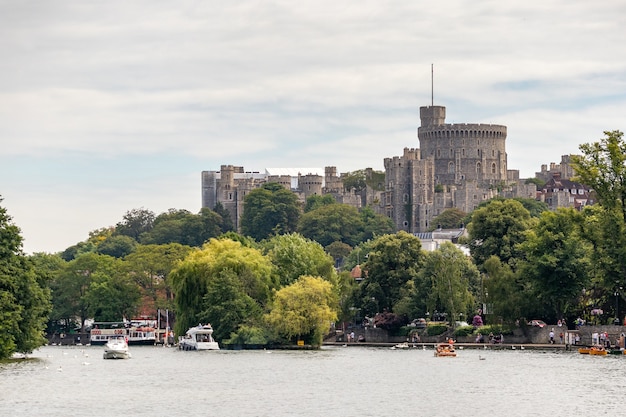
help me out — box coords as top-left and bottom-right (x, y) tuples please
(475, 324), (514, 336)
(453, 325), (475, 337)
(426, 324), (448, 336)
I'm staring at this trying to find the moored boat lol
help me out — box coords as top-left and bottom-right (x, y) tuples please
(103, 337), (131, 359)
(178, 324), (220, 351)
(578, 347), (591, 354)
(90, 321), (157, 345)
(435, 340), (457, 357)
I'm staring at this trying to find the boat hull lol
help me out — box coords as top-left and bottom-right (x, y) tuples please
(103, 351), (131, 360)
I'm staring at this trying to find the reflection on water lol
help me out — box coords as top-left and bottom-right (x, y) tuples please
(1, 345), (625, 417)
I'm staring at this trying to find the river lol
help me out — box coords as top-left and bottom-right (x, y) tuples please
(1, 344), (624, 417)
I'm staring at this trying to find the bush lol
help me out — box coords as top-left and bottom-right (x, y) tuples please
(475, 324), (514, 336)
(453, 325), (475, 337)
(426, 324), (448, 336)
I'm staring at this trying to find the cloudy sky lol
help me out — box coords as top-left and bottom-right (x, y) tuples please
(1, 1), (625, 254)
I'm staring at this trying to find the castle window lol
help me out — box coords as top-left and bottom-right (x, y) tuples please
(462, 149), (465, 156)
(403, 221), (409, 227)
(492, 150), (495, 157)
(448, 162), (455, 173)
(476, 162), (482, 173)
(477, 149), (481, 156)
(437, 149), (441, 157)
(491, 163), (496, 174)
(477, 139), (480, 145)
(473, 194), (477, 200)
(228, 192), (233, 200)
(450, 149), (453, 157)
(403, 193), (409, 203)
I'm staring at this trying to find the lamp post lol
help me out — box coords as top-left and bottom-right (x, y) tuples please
(615, 289), (621, 323)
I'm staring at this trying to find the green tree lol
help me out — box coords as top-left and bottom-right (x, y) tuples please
(420, 243), (479, 323)
(298, 204), (363, 247)
(262, 233), (337, 287)
(171, 239), (276, 339)
(51, 253), (121, 332)
(0, 198), (51, 358)
(97, 235), (137, 258)
(359, 206), (396, 241)
(482, 256), (532, 324)
(517, 209), (592, 321)
(124, 243), (193, 310)
(114, 208), (156, 241)
(357, 232), (424, 315)
(429, 208), (467, 230)
(572, 130), (626, 223)
(304, 194), (336, 213)
(240, 183), (301, 241)
(467, 199), (534, 269)
(85, 270), (142, 321)
(265, 276), (338, 346)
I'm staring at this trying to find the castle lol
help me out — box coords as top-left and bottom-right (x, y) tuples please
(201, 104), (541, 233)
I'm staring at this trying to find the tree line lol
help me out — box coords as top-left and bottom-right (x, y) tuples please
(1, 130), (625, 359)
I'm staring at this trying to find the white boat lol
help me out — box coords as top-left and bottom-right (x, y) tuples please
(90, 321), (157, 345)
(178, 324), (220, 351)
(103, 337), (131, 359)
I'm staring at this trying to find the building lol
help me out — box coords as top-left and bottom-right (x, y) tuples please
(382, 105), (535, 233)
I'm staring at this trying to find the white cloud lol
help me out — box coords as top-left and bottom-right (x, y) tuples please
(1, 0), (626, 253)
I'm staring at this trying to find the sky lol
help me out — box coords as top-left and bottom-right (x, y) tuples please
(1, 1), (626, 255)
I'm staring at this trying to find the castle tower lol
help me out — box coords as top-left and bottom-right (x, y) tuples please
(417, 106), (507, 187)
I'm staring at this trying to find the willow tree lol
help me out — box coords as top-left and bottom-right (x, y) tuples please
(420, 242), (478, 323)
(170, 239), (277, 340)
(265, 275), (337, 346)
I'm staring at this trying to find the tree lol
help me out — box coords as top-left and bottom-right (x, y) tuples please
(429, 208), (466, 230)
(262, 233), (337, 287)
(359, 206), (396, 241)
(298, 204), (363, 247)
(97, 235), (137, 258)
(467, 199), (534, 269)
(114, 208), (155, 241)
(240, 183), (301, 241)
(304, 194), (336, 213)
(170, 238), (277, 339)
(0, 198), (51, 358)
(517, 209), (592, 321)
(265, 276), (338, 346)
(419, 243), (479, 323)
(141, 208), (227, 247)
(85, 271), (142, 321)
(572, 130), (626, 223)
(482, 256), (532, 324)
(357, 232), (424, 315)
(123, 243), (193, 310)
(51, 253), (121, 332)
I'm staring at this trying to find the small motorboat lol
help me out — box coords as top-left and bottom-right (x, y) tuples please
(178, 324), (220, 351)
(103, 337), (131, 359)
(435, 340), (457, 357)
(578, 347), (591, 354)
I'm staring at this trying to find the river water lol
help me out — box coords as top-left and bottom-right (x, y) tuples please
(1, 344), (624, 417)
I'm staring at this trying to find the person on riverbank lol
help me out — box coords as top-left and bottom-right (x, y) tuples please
(549, 329), (555, 344)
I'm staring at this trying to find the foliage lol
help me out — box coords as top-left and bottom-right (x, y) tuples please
(325, 241), (352, 267)
(419, 243), (478, 323)
(304, 195), (336, 213)
(572, 130), (626, 223)
(356, 232), (424, 315)
(453, 325), (475, 337)
(482, 256), (532, 324)
(525, 177), (546, 190)
(467, 198), (534, 269)
(512, 197), (550, 218)
(0, 198), (51, 358)
(223, 324), (271, 346)
(114, 208), (155, 241)
(85, 270), (142, 321)
(429, 208), (467, 230)
(262, 233), (337, 287)
(97, 235), (137, 258)
(298, 204), (363, 247)
(475, 324), (514, 335)
(240, 182), (301, 241)
(265, 276), (338, 346)
(140, 208), (228, 247)
(170, 238), (276, 339)
(372, 311), (407, 331)
(517, 209), (592, 319)
(425, 324), (448, 336)
(342, 170), (367, 192)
